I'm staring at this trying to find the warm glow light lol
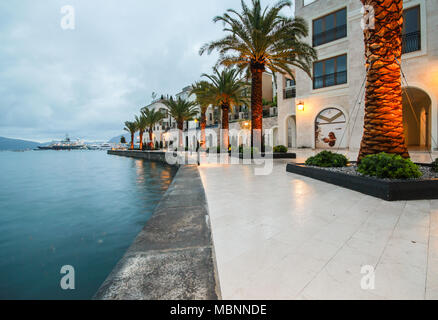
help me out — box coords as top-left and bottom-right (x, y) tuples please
(297, 102), (305, 111)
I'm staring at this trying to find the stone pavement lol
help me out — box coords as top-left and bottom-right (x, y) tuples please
(199, 152), (438, 300)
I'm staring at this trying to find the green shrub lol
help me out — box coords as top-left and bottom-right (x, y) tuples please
(357, 152), (422, 179)
(305, 151), (348, 167)
(273, 145), (288, 153)
(432, 158), (438, 172)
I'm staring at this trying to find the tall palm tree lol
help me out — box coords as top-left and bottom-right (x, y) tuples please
(123, 121), (137, 150)
(134, 114), (148, 150)
(163, 98), (198, 148)
(141, 108), (165, 148)
(358, 0), (409, 161)
(200, 0), (317, 146)
(190, 81), (213, 149)
(201, 67), (249, 149)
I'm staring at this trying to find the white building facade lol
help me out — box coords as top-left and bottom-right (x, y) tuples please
(276, 0), (438, 151)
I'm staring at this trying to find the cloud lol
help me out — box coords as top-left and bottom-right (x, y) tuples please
(0, 0), (293, 142)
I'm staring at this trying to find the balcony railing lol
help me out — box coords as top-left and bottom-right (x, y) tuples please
(263, 107), (278, 118)
(313, 71), (347, 89)
(313, 24), (347, 47)
(283, 87), (296, 99)
(402, 31), (421, 54)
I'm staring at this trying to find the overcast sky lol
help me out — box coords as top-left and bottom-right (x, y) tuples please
(0, 0), (294, 142)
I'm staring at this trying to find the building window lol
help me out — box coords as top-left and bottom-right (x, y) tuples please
(283, 78), (296, 99)
(402, 5), (421, 54)
(313, 54), (347, 89)
(313, 8), (347, 47)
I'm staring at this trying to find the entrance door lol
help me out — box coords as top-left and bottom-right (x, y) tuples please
(402, 87), (432, 151)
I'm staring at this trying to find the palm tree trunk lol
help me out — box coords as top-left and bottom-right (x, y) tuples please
(130, 133), (134, 150)
(358, 0), (409, 161)
(251, 63), (264, 149)
(177, 121), (184, 149)
(148, 127), (153, 148)
(200, 111), (206, 148)
(221, 104), (230, 149)
(139, 130), (144, 150)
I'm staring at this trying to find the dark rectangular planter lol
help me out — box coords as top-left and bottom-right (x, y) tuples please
(230, 152), (296, 159)
(286, 163), (438, 201)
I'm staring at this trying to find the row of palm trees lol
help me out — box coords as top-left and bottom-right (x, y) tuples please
(124, 99), (198, 150)
(125, 0), (406, 160)
(124, 0), (316, 151)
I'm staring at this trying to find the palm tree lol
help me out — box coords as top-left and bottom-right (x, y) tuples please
(190, 81), (212, 149)
(141, 108), (165, 148)
(358, 0), (409, 161)
(163, 98), (198, 148)
(200, 0), (317, 146)
(123, 121), (137, 150)
(201, 67), (249, 149)
(134, 114), (148, 150)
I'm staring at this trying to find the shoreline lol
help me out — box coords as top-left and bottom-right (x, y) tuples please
(95, 151), (220, 300)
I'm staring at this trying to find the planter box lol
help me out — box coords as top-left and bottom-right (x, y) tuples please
(230, 152), (296, 159)
(286, 163), (438, 201)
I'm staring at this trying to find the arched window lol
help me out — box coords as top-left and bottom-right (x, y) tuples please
(315, 108), (346, 149)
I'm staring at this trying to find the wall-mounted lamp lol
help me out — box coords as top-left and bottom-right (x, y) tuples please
(297, 101), (305, 111)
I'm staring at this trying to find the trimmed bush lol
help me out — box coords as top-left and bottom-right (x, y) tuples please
(273, 145), (288, 153)
(305, 151), (348, 167)
(358, 152), (422, 179)
(432, 158), (438, 172)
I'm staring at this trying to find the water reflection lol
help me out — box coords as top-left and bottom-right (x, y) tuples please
(0, 151), (177, 299)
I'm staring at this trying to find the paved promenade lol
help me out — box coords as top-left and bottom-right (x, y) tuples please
(199, 151), (438, 300)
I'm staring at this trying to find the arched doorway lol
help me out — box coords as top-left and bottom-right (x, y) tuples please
(315, 108), (347, 149)
(286, 116), (296, 148)
(402, 87), (432, 151)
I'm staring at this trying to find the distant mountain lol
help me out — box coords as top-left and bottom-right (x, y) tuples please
(0, 137), (42, 151)
(108, 133), (131, 144)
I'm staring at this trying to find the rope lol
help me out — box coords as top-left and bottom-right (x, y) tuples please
(335, 72), (367, 155)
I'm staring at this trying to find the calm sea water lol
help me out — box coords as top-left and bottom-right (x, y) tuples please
(0, 150), (177, 300)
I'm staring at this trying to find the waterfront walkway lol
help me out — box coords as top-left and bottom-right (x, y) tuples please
(199, 150), (438, 300)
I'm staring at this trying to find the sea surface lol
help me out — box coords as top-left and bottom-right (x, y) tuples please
(0, 150), (177, 299)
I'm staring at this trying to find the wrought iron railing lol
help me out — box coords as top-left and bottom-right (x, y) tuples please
(402, 31), (421, 54)
(283, 87), (296, 99)
(313, 71), (347, 89)
(313, 24), (347, 47)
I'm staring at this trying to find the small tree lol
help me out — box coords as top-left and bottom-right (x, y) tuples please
(123, 121), (138, 150)
(163, 98), (198, 148)
(120, 136), (126, 144)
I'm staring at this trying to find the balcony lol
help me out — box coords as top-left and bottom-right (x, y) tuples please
(313, 24), (347, 47)
(402, 31), (421, 54)
(283, 87), (296, 100)
(263, 107), (278, 118)
(313, 71), (347, 90)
